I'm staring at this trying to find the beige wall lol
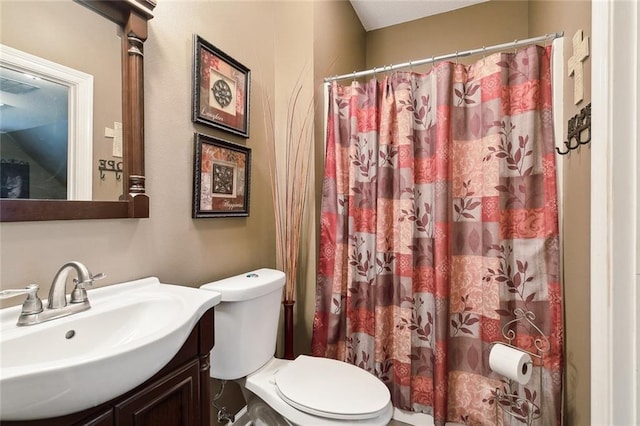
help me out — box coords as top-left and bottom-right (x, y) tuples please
(272, 0), (315, 359)
(529, 2), (592, 424)
(1, 1), (591, 424)
(0, 1), (279, 296)
(365, 1), (529, 70)
(301, 0), (367, 356)
(0, 1), (363, 424)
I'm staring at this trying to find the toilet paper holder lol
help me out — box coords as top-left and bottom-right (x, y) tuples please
(487, 308), (550, 425)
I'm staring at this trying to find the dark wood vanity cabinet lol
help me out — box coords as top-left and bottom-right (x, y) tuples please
(1, 309), (214, 426)
(114, 358), (201, 426)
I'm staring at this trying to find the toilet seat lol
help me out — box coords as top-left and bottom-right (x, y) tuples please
(274, 355), (390, 421)
(244, 357), (393, 426)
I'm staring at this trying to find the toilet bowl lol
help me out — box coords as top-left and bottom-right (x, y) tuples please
(200, 269), (393, 425)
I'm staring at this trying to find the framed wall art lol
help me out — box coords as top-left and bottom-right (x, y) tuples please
(193, 133), (251, 218)
(0, 159), (30, 199)
(193, 35), (251, 138)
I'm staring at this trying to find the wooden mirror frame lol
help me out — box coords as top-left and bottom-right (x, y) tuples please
(0, 0), (155, 222)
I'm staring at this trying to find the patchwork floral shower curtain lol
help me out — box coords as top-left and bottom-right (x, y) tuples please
(311, 45), (562, 425)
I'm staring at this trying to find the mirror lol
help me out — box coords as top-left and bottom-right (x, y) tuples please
(0, 45), (94, 201)
(1, 0), (120, 202)
(0, 0), (154, 221)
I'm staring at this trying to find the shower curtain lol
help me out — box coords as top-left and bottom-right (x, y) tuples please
(311, 45), (562, 425)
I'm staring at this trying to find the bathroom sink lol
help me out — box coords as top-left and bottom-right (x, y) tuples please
(0, 277), (221, 420)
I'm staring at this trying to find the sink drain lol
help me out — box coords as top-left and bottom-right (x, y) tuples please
(65, 330), (76, 339)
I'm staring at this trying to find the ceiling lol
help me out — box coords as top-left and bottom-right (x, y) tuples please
(0, 67), (70, 184)
(0, 67), (68, 133)
(349, 0), (489, 31)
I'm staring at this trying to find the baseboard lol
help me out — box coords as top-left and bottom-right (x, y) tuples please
(392, 408), (434, 425)
(392, 408), (464, 426)
(232, 403), (464, 425)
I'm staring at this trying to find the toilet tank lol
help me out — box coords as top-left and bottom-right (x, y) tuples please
(200, 268), (285, 380)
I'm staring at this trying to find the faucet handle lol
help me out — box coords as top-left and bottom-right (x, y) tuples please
(0, 284), (43, 315)
(92, 272), (106, 281)
(0, 287), (31, 299)
(0, 284), (39, 299)
(73, 272), (106, 288)
(70, 272), (106, 303)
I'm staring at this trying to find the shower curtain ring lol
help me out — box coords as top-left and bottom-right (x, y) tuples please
(455, 51), (459, 64)
(352, 70), (357, 82)
(408, 60), (413, 73)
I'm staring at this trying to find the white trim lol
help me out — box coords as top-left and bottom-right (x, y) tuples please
(591, 0), (638, 424)
(391, 407), (464, 426)
(550, 39), (567, 423)
(392, 408), (435, 425)
(552, 36), (564, 279)
(636, 3), (640, 419)
(590, 1), (611, 422)
(323, 81), (330, 157)
(0, 44), (93, 200)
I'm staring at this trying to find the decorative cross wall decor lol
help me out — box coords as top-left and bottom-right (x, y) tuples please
(567, 29), (590, 105)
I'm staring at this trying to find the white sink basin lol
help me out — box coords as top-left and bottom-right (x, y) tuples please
(0, 277), (221, 420)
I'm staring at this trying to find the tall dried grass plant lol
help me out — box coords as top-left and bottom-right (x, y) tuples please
(261, 71), (315, 307)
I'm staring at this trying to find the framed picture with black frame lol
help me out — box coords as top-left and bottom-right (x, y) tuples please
(193, 133), (251, 218)
(192, 35), (250, 138)
(0, 159), (30, 199)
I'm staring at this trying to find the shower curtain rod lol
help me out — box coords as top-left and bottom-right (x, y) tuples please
(324, 32), (564, 83)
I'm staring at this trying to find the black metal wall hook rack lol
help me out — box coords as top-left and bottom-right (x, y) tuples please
(556, 103), (591, 155)
(98, 159), (124, 181)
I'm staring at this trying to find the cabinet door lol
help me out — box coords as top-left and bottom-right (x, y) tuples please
(76, 410), (113, 426)
(114, 359), (200, 426)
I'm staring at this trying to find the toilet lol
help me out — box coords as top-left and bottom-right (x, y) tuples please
(200, 268), (393, 426)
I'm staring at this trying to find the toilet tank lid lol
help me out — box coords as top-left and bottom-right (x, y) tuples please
(200, 268), (285, 301)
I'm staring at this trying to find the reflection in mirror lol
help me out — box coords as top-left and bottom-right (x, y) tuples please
(1, 68), (68, 199)
(1, 45), (93, 200)
(0, 0), (122, 202)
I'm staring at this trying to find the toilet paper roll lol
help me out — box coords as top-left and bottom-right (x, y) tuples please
(489, 343), (532, 385)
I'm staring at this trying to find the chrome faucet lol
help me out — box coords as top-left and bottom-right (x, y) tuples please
(0, 261), (104, 326)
